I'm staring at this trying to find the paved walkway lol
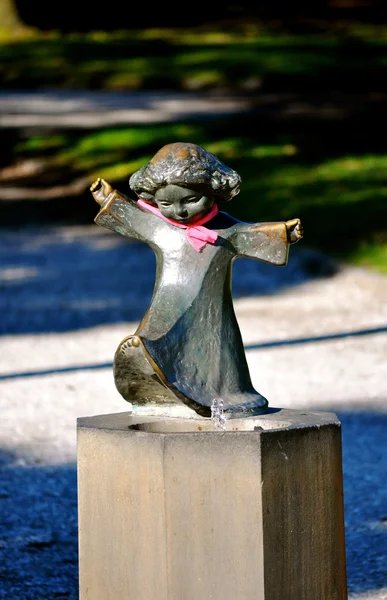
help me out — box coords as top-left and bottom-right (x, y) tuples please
(0, 90), (257, 128)
(0, 88), (364, 129)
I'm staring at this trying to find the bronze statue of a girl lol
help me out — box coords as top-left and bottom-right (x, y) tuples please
(91, 142), (303, 418)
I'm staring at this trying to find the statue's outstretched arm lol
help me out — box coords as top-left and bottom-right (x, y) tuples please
(91, 178), (160, 244)
(230, 218), (303, 265)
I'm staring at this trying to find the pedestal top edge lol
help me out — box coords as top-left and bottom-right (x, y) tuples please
(77, 408), (341, 434)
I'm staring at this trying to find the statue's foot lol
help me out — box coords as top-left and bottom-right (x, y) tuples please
(162, 387), (269, 419)
(221, 391), (269, 419)
(114, 334), (214, 416)
(114, 334), (178, 406)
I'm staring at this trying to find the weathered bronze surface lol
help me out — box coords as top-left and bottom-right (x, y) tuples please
(91, 142), (303, 418)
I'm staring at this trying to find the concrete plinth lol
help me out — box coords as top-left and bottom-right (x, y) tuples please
(77, 409), (347, 600)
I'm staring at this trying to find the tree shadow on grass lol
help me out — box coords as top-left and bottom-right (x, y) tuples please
(2, 110), (387, 267)
(0, 408), (386, 598)
(2, 23), (387, 91)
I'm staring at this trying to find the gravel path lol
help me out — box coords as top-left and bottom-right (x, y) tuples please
(0, 90), (256, 128)
(0, 88), (368, 129)
(1, 221), (386, 598)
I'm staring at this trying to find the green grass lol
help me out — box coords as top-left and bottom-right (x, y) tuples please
(9, 115), (387, 272)
(1, 22), (387, 91)
(351, 242), (387, 273)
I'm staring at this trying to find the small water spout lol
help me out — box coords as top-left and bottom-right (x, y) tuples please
(211, 398), (226, 430)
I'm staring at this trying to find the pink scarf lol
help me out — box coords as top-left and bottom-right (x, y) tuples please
(137, 199), (219, 252)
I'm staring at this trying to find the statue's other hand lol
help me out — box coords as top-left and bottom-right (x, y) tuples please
(90, 177), (113, 205)
(286, 218), (304, 244)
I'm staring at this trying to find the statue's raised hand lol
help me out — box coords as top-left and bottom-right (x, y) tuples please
(90, 178), (113, 206)
(286, 218), (303, 244)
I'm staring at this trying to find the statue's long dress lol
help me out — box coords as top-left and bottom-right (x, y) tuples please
(95, 192), (290, 417)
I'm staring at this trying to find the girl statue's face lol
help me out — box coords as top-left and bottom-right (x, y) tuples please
(153, 184), (214, 223)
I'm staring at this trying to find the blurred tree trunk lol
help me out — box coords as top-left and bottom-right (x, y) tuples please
(0, 0), (25, 30)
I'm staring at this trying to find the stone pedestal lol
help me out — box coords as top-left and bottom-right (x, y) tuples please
(77, 409), (347, 600)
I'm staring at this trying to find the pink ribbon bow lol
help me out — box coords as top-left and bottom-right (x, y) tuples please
(137, 199), (219, 252)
